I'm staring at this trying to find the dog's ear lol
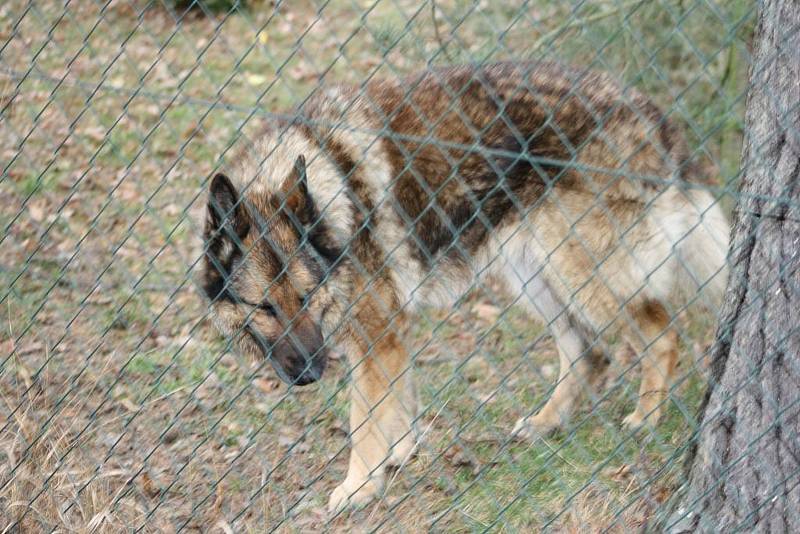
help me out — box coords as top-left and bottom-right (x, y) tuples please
(279, 155), (317, 226)
(206, 173), (250, 240)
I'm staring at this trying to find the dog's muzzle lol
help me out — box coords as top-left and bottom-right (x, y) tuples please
(268, 320), (327, 386)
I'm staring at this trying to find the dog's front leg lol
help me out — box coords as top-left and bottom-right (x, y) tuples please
(328, 330), (417, 513)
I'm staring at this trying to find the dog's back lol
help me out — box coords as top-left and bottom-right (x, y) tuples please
(291, 61), (727, 313)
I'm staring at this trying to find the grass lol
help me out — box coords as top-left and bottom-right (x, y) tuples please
(381, 301), (711, 531)
(0, 0), (753, 531)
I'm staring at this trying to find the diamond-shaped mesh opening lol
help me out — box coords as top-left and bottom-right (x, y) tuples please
(3, 1), (787, 532)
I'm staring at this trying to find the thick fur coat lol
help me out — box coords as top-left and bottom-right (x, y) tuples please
(200, 62), (730, 512)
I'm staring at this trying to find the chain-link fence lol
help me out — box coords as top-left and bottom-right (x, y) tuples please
(0, 0), (764, 531)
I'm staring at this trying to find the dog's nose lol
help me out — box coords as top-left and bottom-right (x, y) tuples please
(269, 324), (327, 386)
(270, 346), (327, 385)
(289, 356), (326, 385)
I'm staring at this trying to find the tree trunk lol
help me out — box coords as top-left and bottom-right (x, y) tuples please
(666, 1), (800, 532)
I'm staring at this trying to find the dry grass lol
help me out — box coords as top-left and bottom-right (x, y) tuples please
(0, 0), (752, 531)
(1, 383), (145, 531)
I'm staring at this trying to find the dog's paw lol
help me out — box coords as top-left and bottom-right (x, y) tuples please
(327, 477), (382, 515)
(621, 411), (644, 430)
(511, 416), (557, 441)
(622, 410), (658, 431)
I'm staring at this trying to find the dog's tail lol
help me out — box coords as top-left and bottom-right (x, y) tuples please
(667, 187), (730, 310)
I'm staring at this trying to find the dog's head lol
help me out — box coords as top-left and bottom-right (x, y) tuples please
(201, 155), (338, 386)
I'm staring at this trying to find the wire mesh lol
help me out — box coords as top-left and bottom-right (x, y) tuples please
(0, 0), (772, 531)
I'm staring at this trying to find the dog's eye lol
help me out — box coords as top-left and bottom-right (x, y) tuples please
(298, 294), (308, 308)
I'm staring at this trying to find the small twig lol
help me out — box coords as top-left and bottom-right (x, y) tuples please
(694, 42), (737, 120)
(459, 433), (508, 445)
(718, 43), (736, 94)
(459, 508), (490, 528)
(431, 0), (454, 63)
(531, 0), (647, 52)
(536, 435), (581, 471)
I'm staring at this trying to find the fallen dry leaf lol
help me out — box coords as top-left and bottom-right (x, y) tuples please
(444, 443), (480, 475)
(328, 419), (348, 438)
(540, 363), (557, 380)
(245, 73), (268, 86)
(120, 398), (139, 412)
(253, 376), (281, 393)
(28, 201), (47, 222)
(15, 342), (45, 357)
(278, 432), (310, 454)
(141, 471), (160, 498)
(605, 463), (634, 482)
(287, 63), (318, 83)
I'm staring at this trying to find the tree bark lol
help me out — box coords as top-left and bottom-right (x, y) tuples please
(666, 1), (800, 532)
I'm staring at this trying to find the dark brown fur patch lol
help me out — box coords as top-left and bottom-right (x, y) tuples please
(361, 63), (610, 266)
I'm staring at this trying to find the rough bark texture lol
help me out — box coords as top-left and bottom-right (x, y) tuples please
(667, 1), (800, 532)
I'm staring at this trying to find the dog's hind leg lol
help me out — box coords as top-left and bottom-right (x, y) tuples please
(512, 314), (605, 439)
(621, 300), (678, 429)
(328, 311), (417, 513)
(499, 240), (606, 440)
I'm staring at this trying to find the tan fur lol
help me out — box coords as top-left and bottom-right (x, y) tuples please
(200, 61), (730, 513)
(331, 279), (417, 508)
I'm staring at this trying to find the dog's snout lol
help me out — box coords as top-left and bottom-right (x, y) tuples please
(269, 318), (327, 386)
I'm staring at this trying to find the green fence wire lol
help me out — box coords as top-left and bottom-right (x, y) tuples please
(0, 0), (763, 531)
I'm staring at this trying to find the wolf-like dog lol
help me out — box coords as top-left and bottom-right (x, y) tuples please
(200, 62), (729, 512)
